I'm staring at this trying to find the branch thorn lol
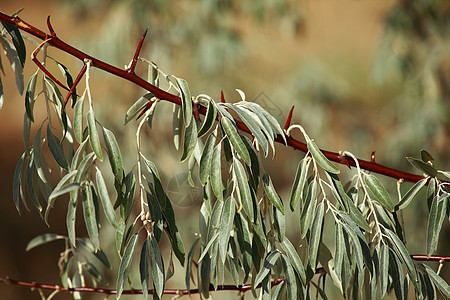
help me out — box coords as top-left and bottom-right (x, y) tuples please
(127, 27), (148, 74)
(46, 16), (56, 37)
(284, 106), (295, 131)
(220, 90), (226, 103)
(371, 151), (376, 163)
(137, 99), (155, 120)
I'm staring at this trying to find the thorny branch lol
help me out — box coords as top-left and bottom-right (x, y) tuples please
(0, 11), (449, 297)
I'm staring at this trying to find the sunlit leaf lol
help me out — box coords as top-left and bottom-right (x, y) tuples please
(47, 124), (69, 170)
(308, 201), (324, 269)
(175, 77), (193, 127)
(280, 239), (306, 285)
(25, 71), (38, 121)
(73, 94), (85, 143)
(233, 157), (254, 220)
(12, 152), (25, 213)
(426, 194), (448, 257)
(87, 109), (103, 161)
(262, 173), (284, 214)
(82, 184), (99, 250)
(385, 228), (418, 284)
(307, 140), (339, 174)
(281, 254), (298, 300)
(219, 196), (235, 264)
(210, 143), (224, 201)
(0, 20), (26, 67)
(172, 104), (182, 150)
(180, 117), (198, 162)
(102, 127), (123, 184)
(396, 178), (428, 210)
(407, 157), (437, 178)
(300, 180), (316, 238)
(290, 157), (311, 211)
(198, 100), (217, 137)
(117, 232), (139, 299)
(124, 93), (153, 124)
(199, 129), (217, 185)
(221, 116), (251, 165)
(422, 263), (450, 298)
(364, 174), (394, 212)
(379, 244), (389, 298)
(26, 233), (65, 251)
(95, 167), (119, 229)
(0, 36), (24, 94)
(254, 251), (280, 289)
(149, 234), (165, 299)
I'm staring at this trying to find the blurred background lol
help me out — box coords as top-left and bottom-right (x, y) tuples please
(0, 0), (448, 298)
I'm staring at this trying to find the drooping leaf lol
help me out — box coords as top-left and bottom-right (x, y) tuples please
(12, 152), (25, 213)
(221, 116), (251, 165)
(102, 127), (123, 184)
(185, 238), (200, 295)
(199, 129), (217, 185)
(84, 263), (108, 285)
(0, 20), (26, 68)
(180, 117), (198, 162)
(124, 93), (153, 125)
(210, 143), (224, 201)
(0, 36), (24, 95)
(95, 167), (119, 229)
(364, 174), (394, 212)
(117, 232), (139, 299)
(290, 157), (311, 211)
(426, 194), (448, 257)
(67, 197), (77, 247)
(57, 62), (77, 106)
(300, 180), (316, 238)
(407, 157), (437, 178)
(385, 228), (418, 284)
(280, 239), (306, 285)
(308, 201), (324, 269)
(219, 196), (236, 264)
(273, 204), (285, 242)
(233, 157), (254, 220)
(149, 234), (165, 299)
(175, 77), (193, 127)
(26, 233), (65, 251)
(262, 173), (284, 214)
(87, 109), (103, 161)
(45, 180), (79, 224)
(254, 251), (280, 289)
(47, 124), (69, 170)
(172, 104), (182, 150)
(25, 71), (38, 121)
(396, 178), (428, 210)
(422, 263), (450, 298)
(281, 254), (298, 300)
(379, 244), (389, 298)
(307, 140), (339, 174)
(78, 238), (110, 268)
(198, 100), (217, 137)
(82, 184), (99, 250)
(73, 93), (85, 143)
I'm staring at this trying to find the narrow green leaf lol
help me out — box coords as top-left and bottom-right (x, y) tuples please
(149, 234), (165, 299)
(309, 201), (324, 269)
(124, 93), (153, 125)
(273, 205), (286, 242)
(57, 62), (77, 106)
(423, 263), (450, 298)
(0, 20), (26, 68)
(210, 143), (224, 201)
(426, 194), (448, 257)
(78, 238), (110, 268)
(73, 94), (85, 143)
(199, 129), (217, 185)
(180, 117), (197, 162)
(84, 263), (108, 285)
(198, 101), (217, 138)
(198, 246), (211, 299)
(172, 104), (182, 151)
(185, 238), (200, 295)
(420, 149), (434, 164)
(12, 153), (25, 213)
(102, 127), (123, 184)
(67, 197), (77, 247)
(26, 233), (65, 251)
(300, 180), (316, 238)
(82, 184), (99, 250)
(290, 157), (311, 211)
(139, 239), (150, 298)
(95, 167), (119, 229)
(87, 109), (103, 161)
(379, 244), (389, 298)
(385, 228), (418, 284)
(61, 257), (72, 289)
(45, 182), (80, 223)
(0, 36), (24, 94)
(346, 196), (371, 232)
(47, 124), (69, 170)
(281, 239), (306, 285)
(117, 232), (139, 299)
(175, 77), (192, 127)
(254, 251), (280, 289)
(198, 232), (219, 263)
(221, 116), (251, 165)
(364, 174), (394, 212)
(233, 158), (254, 220)
(25, 71), (38, 122)
(407, 157), (437, 178)
(74, 152), (96, 184)
(281, 254), (298, 300)
(219, 196), (236, 264)
(262, 173), (284, 214)
(307, 140), (339, 174)
(396, 178), (428, 210)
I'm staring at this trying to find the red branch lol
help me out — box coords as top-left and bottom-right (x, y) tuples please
(0, 12), (433, 184)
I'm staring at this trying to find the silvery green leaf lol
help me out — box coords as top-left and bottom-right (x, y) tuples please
(234, 213), (252, 280)
(0, 35), (24, 94)
(74, 152), (96, 183)
(407, 157), (437, 178)
(180, 117), (197, 162)
(82, 184), (99, 250)
(25, 71), (38, 121)
(26, 233), (65, 251)
(198, 232), (219, 263)
(254, 251), (280, 289)
(273, 205), (285, 242)
(45, 177), (79, 224)
(379, 244), (389, 298)
(0, 20), (26, 68)
(219, 196), (235, 264)
(78, 238), (110, 268)
(117, 232), (139, 299)
(12, 152), (25, 213)
(102, 127), (123, 184)
(47, 124), (69, 170)
(67, 197), (77, 247)
(364, 174), (394, 212)
(221, 116), (251, 165)
(422, 263), (450, 298)
(185, 238), (200, 296)
(149, 234), (165, 299)
(300, 180), (316, 238)
(290, 157), (311, 211)
(172, 104), (182, 150)
(262, 173), (284, 214)
(426, 194), (448, 257)
(198, 100), (217, 138)
(87, 109), (103, 161)
(281, 254), (297, 300)
(307, 139), (339, 174)
(95, 167), (119, 230)
(420, 149), (434, 164)
(231, 104), (269, 157)
(233, 157), (253, 220)
(244, 101), (286, 144)
(198, 246), (211, 299)
(175, 77), (192, 127)
(210, 143), (224, 201)
(385, 228), (418, 284)
(124, 93), (154, 125)
(57, 62), (77, 106)
(396, 178), (428, 210)
(280, 239), (306, 285)
(199, 129), (217, 185)
(308, 201), (324, 269)
(73, 93), (85, 143)
(23, 113), (31, 149)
